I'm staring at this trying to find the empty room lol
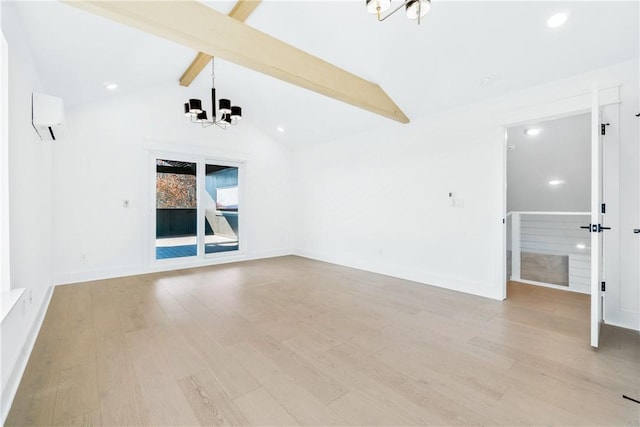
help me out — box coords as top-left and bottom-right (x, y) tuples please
(1, 0), (639, 426)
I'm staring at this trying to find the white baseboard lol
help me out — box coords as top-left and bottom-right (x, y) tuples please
(1, 285), (53, 425)
(510, 277), (590, 294)
(53, 248), (294, 286)
(604, 309), (640, 332)
(293, 248), (503, 301)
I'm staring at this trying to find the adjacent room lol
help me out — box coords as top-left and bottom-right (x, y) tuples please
(1, 0), (639, 425)
(506, 113), (592, 293)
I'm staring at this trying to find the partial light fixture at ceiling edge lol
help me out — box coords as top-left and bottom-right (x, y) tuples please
(366, 0), (432, 24)
(183, 58), (242, 129)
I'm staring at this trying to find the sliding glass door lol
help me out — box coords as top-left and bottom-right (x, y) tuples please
(153, 155), (242, 263)
(155, 159), (198, 260)
(204, 163), (240, 255)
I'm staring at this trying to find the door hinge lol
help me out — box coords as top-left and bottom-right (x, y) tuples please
(601, 123), (610, 135)
(601, 281), (606, 292)
(601, 203), (606, 214)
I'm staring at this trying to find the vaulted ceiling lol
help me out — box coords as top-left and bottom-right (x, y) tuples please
(9, 1), (640, 145)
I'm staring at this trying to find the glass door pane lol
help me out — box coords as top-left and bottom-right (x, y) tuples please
(155, 159), (198, 259)
(204, 164), (239, 255)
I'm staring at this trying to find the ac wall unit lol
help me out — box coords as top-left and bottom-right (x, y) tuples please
(32, 92), (64, 141)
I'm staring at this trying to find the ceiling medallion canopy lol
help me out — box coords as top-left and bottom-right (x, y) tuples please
(366, 0), (432, 24)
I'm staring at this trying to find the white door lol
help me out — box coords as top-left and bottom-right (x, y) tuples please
(590, 84), (604, 348)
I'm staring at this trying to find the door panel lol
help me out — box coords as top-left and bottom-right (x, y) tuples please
(590, 84), (604, 348)
(204, 163), (240, 256)
(155, 159), (198, 260)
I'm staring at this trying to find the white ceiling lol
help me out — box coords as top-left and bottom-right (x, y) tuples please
(8, 1), (640, 146)
(507, 112), (591, 212)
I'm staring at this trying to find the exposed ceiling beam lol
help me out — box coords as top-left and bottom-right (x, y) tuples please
(227, 0), (262, 23)
(179, 0), (261, 87)
(64, 1), (410, 124)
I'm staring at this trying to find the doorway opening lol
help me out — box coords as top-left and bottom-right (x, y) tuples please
(505, 113), (592, 294)
(500, 85), (619, 348)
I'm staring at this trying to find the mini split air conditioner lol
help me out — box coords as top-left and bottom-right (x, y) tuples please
(32, 92), (64, 141)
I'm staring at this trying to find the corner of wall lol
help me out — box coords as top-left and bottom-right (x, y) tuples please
(0, 285), (53, 424)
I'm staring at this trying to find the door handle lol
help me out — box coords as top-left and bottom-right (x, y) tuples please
(580, 224), (611, 232)
(634, 229), (640, 234)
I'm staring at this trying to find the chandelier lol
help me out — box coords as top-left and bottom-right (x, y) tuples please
(183, 58), (242, 129)
(366, 0), (432, 24)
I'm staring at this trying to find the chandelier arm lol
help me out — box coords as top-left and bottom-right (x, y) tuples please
(378, 0), (413, 21)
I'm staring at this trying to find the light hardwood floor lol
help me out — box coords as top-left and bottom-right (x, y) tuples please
(6, 256), (640, 426)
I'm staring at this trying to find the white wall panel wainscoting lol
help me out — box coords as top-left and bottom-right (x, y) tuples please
(508, 212), (591, 294)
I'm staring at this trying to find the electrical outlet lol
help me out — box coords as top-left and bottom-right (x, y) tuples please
(81, 253), (87, 262)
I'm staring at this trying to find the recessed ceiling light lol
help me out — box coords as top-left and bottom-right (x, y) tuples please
(105, 82), (118, 91)
(576, 243), (586, 249)
(547, 12), (568, 28)
(479, 76), (493, 86)
(277, 126), (285, 133)
(525, 128), (541, 136)
(548, 179), (565, 185)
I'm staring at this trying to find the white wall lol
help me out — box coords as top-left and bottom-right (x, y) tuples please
(293, 109), (505, 300)
(607, 62), (640, 330)
(1, 3), (54, 421)
(51, 84), (293, 284)
(1, 18), (9, 293)
(293, 60), (639, 330)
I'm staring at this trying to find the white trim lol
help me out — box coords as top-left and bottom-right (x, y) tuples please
(507, 211), (590, 216)
(0, 32), (10, 292)
(1, 288), (24, 323)
(511, 278), (590, 295)
(496, 85), (620, 128)
(142, 139), (251, 163)
(511, 212), (521, 282)
(498, 84), (621, 305)
(52, 249), (292, 286)
(294, 249), (504, 301)
(149, 152), (247, 268)
(0, 285), (53, 425)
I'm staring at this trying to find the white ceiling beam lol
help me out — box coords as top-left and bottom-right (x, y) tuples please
(63, 1), (410, 124)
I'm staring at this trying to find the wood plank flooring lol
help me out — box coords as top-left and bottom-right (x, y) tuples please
(6, 256), (640, 426)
